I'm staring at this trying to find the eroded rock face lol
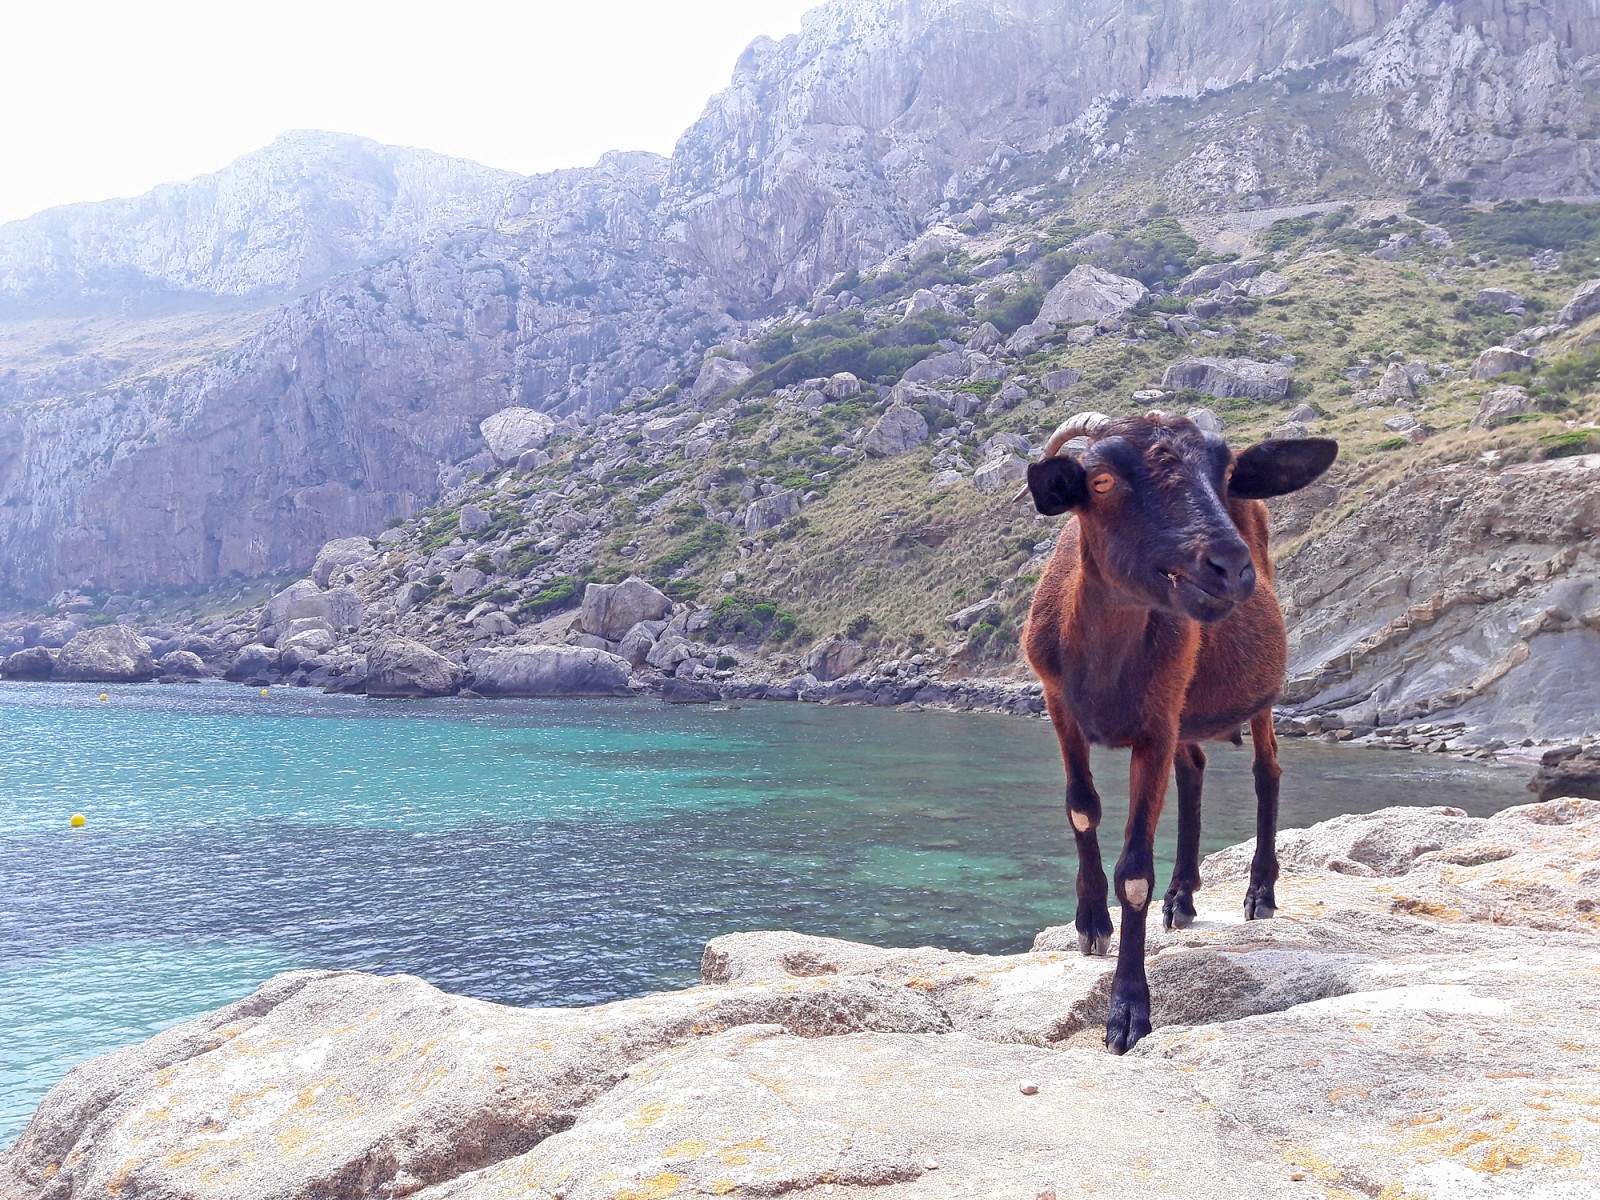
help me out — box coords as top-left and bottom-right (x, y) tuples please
(51, 626), (156, 682)
(4, 802), (1598, 1200)
(1276, 453), (1600, 741)
(1558, 277), (1600, 326)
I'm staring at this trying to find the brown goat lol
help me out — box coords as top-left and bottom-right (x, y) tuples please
(1021, 411), (1336, 1053)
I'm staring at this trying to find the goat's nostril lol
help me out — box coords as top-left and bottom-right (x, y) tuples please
(1204, 543), (1254, 583)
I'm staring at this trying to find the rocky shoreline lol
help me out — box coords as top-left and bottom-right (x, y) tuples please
(4, 799), (1598, 1198)
(5, 580), (1596, 803)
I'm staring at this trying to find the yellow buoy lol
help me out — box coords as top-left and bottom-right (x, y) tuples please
(70, 813), (86, 828)
(99, 693), (108, 701)
(261, 688), (270, 697)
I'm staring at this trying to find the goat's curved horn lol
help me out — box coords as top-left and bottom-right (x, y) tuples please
(1040, 411), (1114, 459)
(1010, 411), (1114, 502)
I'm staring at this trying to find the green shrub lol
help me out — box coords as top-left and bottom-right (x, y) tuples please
(518, 576), (582, 618)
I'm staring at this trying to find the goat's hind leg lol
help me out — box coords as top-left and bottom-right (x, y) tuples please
(1162, 741), (1205, 930)
(1245, 710), (1282, 920)
(1044, 691), (1113, 956)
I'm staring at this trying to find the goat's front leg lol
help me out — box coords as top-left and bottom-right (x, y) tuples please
(1043, 690), (1113, 955)
(1162, 741), (1205, 930)
(1107, 730), (1174, 1055)
(1245, 709), (1282, 920)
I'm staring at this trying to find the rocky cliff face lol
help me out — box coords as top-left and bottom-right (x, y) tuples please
(0, 131), (522, 305)
(1, 0), (1597, 603)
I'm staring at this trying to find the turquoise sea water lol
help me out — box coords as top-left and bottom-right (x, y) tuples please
(0, 681), (1528, 1143)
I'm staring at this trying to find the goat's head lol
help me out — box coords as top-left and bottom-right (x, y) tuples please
(1022, 411), (1337, 622)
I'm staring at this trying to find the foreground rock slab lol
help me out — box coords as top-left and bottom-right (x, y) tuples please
(4, 801), (1598, 1200)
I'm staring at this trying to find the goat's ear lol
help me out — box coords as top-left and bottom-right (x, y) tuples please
(1230, 438), (1338, 499)
(1027, 456), (1087, 515)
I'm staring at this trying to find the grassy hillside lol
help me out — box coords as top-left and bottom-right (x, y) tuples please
(362, 189), (1600, 675)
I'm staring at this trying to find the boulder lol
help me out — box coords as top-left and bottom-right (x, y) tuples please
(689, 355), (754, 404)
(660, 677), (720, 704)
(1, 645), (55, 680)
(640, 411), (700, 442)
(946, 598), (1000, 630)
(1037, 264), (1148, 325)
(458, 504), (490, 534)
(1186, 406), (1224, 433)
(579, 577), (673, 641)
(1470, 386), (1535, 430)
(743, 489), (803, 534)
(466, 645), (633, 697)
(52, 627), (156, 682)
(224, 642), (278, 682)
(365, 638), (462, 698)
(823, 371), (862, 399)
(1529, 746), (1600, 801)
(1242, 270), (1288, 299)
(1175, 259), (1262, 296)
(451, 567), (488, 597)
(1469, 346), (1534, 380)
(156, 650), (206, 680)
(1557, 277), (1600, 326)
(479, 407), (556, 463)
(900, 350), (968, 384)
(972, 453), (1029, 495)
(1475, 287), (1526, 312)
(311, 537), (377, 588)
(863, 404), (929, 457)
(965, 322), (1002, 352)
(802, 636), (866, 682)
(260, 580), (362, 642)
(1041, 368), (1081, 391)
(1375, 361), (1415, 400)
(616, 622), (660, 668)
(1161, 356), (1290, 401)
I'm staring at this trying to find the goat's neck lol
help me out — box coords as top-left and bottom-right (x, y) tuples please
(1071, 540), (1177, 650)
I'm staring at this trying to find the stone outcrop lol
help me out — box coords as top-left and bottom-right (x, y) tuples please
(50, 626), (156, 682)
(1161, 356), (1290, 400)
(365, 638), (462, 697)
(465, 645), (633, 697)
(802, 635), (867, 681)
(5, 801), (1598, 1199)
(1036, 264), (1148, 325)
(1275, 452), (1600, 744)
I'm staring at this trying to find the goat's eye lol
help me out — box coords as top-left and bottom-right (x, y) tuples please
(1090, 473), (1115, 494)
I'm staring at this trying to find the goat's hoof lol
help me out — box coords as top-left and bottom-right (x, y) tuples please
(1161, 888), (1196, 930)
(1077, 930), (1113, 956)
(1244, 885), (1277, 921)
(1105, 983), (1151, 1055)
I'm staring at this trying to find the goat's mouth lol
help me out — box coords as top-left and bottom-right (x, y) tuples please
(1160, 569), (1237, 622)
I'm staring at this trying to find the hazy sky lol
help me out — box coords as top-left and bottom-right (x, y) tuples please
(0, 0), (821, 226)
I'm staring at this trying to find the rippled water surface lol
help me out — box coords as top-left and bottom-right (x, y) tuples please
(0, 681), (1528, 1142)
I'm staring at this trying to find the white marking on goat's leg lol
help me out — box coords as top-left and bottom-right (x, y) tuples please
(1123, 879), (1149, 910)
(1070, 808), (1093, 832)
